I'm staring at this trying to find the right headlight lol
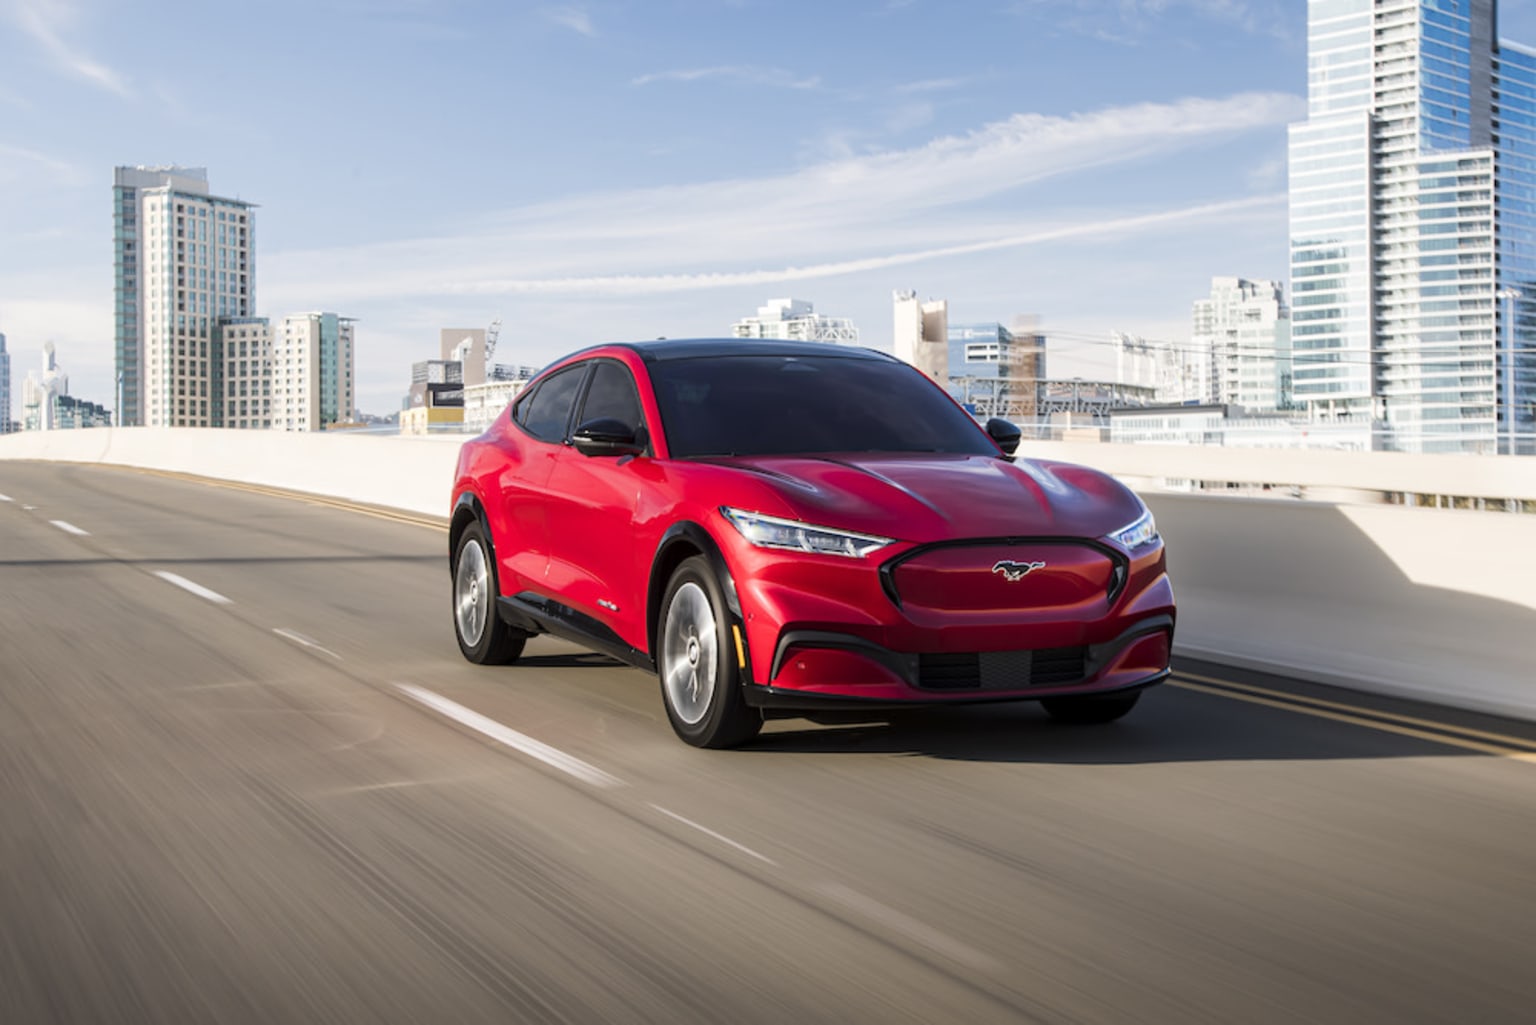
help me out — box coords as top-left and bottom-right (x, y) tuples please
(720, 507), (894, 559)
(1107, 508), (1158, 550)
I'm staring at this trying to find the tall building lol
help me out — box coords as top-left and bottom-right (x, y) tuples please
(0, 332), (10, 433)
(731, 298), (858, 343)
(893, 290), (949, 384)
(113, 166), (255, 427)
(270, 313), (355, 431)
(1192, 277), (1292, 411)
(220, 317), (272, 429)
(947, 320), (1045, 419)
(1289, 0), (1536, 454)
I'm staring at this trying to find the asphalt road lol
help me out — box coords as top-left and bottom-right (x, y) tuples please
(3, 461), (1536, 1025)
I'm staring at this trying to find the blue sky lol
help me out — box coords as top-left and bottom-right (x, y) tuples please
(5, 0), (1536, 416)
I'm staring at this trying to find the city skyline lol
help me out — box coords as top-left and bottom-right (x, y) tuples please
(7, 1), (1536, 416)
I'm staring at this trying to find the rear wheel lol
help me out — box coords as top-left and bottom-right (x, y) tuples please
(452, 522), (527, 665)
(1041, 691), (1141, 725)
(658, 557), (762, 748)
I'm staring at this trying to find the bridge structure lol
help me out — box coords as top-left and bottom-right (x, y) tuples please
(3, 428), (1535, 1024)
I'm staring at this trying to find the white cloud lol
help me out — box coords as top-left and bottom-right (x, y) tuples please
(0, 143), (86, 185)
(7, 0), (131, 95)
(264, 90), (1303, 307)
(632, 66), (822, 90)
(543, 5), (594, 36)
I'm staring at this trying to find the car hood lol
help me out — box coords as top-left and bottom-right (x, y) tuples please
(703, 453), (1144, 543)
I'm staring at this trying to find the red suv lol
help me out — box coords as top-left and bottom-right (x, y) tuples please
(450, 340), (1174, 747)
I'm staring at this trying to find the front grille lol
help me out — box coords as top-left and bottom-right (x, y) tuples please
(917, 646), (1087, 691)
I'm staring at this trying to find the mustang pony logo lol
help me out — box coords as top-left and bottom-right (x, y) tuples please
(992, 559), (1047, 582)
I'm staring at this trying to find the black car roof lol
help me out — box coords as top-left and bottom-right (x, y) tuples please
(614, 338), (901, 363)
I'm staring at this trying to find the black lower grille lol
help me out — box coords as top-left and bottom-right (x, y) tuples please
(917, 647), (1087, 691)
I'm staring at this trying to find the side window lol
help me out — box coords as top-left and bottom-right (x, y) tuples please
(517, 364), (587, 442)
(576, 361), (645, 436)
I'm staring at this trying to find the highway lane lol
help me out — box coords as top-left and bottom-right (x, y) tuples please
(4, 460), (1536, 1024)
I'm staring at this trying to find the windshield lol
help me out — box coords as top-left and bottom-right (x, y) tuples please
(649, 354), (998, 459)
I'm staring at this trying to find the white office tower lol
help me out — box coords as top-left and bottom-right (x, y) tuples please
(0, 332), (10, 432)
(114, 166), (255, 427)
(1192, 277), (1292, 411)
(270, 313), (355, 432)
(892, 290), (949, 385)
(730, 298), (859, 343)
(1289, 0), (1536, 453)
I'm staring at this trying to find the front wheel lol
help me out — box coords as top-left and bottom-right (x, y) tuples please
(452, 522), (527, 665)
(1041, 691), (1141, 725)
(657, 557), (762, 748)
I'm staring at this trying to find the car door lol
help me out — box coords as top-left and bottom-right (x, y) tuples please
(496, 361), (590, 595)
(542, 358), (655, 650)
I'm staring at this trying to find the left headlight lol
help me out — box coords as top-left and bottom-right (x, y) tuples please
(721, 507), (894, 559)
(1107, 507), (1159, 550)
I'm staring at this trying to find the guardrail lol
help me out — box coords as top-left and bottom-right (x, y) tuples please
(5, 427), (1534, 721)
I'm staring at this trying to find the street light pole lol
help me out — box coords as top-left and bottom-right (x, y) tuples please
(1498, 287), (1522, 455)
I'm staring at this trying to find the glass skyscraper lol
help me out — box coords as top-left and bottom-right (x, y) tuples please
(1290, 0), (1536, 454)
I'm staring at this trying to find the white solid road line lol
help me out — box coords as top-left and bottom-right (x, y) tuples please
(50, 520), (89, 536)
(395, 683), (624, 789)
(650, 804), (778, 866)
(273, 628), (343, 660)
(154, 571), (234, 605)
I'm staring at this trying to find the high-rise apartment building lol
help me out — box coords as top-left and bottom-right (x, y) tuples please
(1289, 0), (1536, 453)
(220, 318), (272, 429)
(0, 332), (10, 433)
(113, 166), (255, 427)
(1192, 277), (1292, 411)
(270, 313), (355, 432)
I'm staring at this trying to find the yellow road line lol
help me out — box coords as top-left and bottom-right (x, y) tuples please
(1175, 670), (1536, 752)
(1172, 676), (1536, 763)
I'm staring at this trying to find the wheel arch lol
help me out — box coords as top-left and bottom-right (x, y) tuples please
(647, 521), (743, 661)
(450, 491), (487, 560)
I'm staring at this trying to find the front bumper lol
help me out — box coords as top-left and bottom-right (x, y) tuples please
(729, 535), (1175, 710)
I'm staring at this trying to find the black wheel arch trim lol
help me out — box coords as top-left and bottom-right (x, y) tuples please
(450, 491), (489, 557)
(648, 521), (754, 682)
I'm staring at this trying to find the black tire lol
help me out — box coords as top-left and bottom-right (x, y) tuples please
(452, 521), (527, 665)
(657, 556), (762, 748)
(1041, 691), (1141, 725)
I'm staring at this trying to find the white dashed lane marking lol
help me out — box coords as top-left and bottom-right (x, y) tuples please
(650, 804), (778, 865)
(154, 571), (233, 605)
(0, 493), (13, 502)
(395, 683), (624, 789)
(274, 628), (343, 660)
(50, 520), (89, 536)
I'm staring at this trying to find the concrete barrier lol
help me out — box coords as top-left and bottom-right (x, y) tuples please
(0, 426), (464, 518)
(5, 428), (1534, 720)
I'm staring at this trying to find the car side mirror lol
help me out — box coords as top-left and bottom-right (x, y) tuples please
(985, 417), (1022, 456)
(572, 417), (646, 458)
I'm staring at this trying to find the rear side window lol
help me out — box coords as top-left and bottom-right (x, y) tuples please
(516, 364), (587, 442)
(576, 361), (645, 436)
